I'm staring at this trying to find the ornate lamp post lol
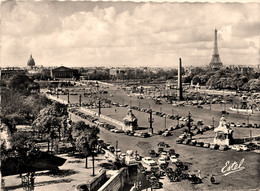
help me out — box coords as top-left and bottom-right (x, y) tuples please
(98, 99), (101, 116)
(148, 111), (154, 134)
(187, 111), (192, 134)
(79, 94), (82, 107)
(67, 92), (70, 104)
(115, 140), (119, 160)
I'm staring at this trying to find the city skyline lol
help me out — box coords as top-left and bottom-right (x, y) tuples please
(1, 1), (260, 68)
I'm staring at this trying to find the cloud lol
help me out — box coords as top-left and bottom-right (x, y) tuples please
(1, 2), (260, 67)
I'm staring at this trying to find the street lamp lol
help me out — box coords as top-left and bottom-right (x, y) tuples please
(67, 92), (70, 104)
(98, 99), (101, 116)
(187, 111), (192, 134)
(164, 115), (167, 129)
(148, 111), (154, 134)
(79, 94), (82, 107)
(115, 140), (118, 159)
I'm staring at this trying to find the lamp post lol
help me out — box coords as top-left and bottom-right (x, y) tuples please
(187, 111), (192, 134)
(148, 111), (154, 134)
(79, 94), (82, 107)
(164, 115), (167, 130)
(98, 99), (101, 116)
(210, 96), (212, 110)
(115, 140), (118, 160)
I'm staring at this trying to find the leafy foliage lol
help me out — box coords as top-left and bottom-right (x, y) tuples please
(8, 74), (39, 94)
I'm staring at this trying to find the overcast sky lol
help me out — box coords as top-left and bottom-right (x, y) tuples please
(1, 1), (260, 68)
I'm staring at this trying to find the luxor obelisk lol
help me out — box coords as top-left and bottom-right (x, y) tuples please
(177, 58), (183, 100)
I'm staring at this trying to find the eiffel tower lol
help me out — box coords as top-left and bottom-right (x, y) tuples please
(209, 29), (223, 68)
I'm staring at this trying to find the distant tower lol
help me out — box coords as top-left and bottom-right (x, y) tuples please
(27, 54), (35, 68)
(209, 29), (223, 69)
(177, 58), (183, 101)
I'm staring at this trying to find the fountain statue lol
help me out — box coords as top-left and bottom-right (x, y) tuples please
(214, 115), (233, 145)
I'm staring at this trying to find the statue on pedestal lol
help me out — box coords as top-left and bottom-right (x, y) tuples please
(123, 109), (138, 131)
(214, 115), (233, 146)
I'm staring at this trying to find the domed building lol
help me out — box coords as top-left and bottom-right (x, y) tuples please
(27, 54), (36, 68)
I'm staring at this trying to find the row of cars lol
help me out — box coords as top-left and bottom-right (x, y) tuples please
(69, 107), (153, 138)
(130, 106), (185, 121)
(176, 135), (257, 151)
(68, 108), (99, 123)
(124, 131), (150, 138)
(230, 122), (260, 128)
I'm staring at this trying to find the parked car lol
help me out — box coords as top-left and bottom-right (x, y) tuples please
(236, 123), (242, 128)
(210, 144), (219, 150)
(219, 145), (228, 151)
(157, 142), (165, 147)
(149, 150), (157, 157)
(162, 131), (171, 137)
(240, 144), (249, 151)
(160, 151), (169, 160)
(176, 138), (183, 144)
(179, 134), (187, 139)
(231, 145), (241, 151)
(142, 157), (157, 166)
(183, 138), (191, 145)
(191, 140), (197, 146)
(203, 143), (210, 148)
(196, 142), (204, 147)
(164, 143), (170, 148)
(158, 158), (167, 165)
(128, 131), (134, 136)
(114, 129), (124, 133)
(141, 132), (149, 138)
(170, 155), (178, 163)
(158, 147), (164, 153)
(168, 149), (175, 156)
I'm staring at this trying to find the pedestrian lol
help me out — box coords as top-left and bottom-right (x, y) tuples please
(115, 109), (117, 112)
(211, 174), (216, 184)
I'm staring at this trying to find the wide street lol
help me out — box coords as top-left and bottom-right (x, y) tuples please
(65, 83), (260, 191)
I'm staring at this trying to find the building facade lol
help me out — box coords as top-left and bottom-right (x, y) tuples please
(51, 66), (78, 80)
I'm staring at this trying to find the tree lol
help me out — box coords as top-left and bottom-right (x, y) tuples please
(32, 102), (68, 151)
(192, 75), (201, 84)
(8, 74), (39, 95)
(9, 132), (36, 176)
(73, 121), (99, 175)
